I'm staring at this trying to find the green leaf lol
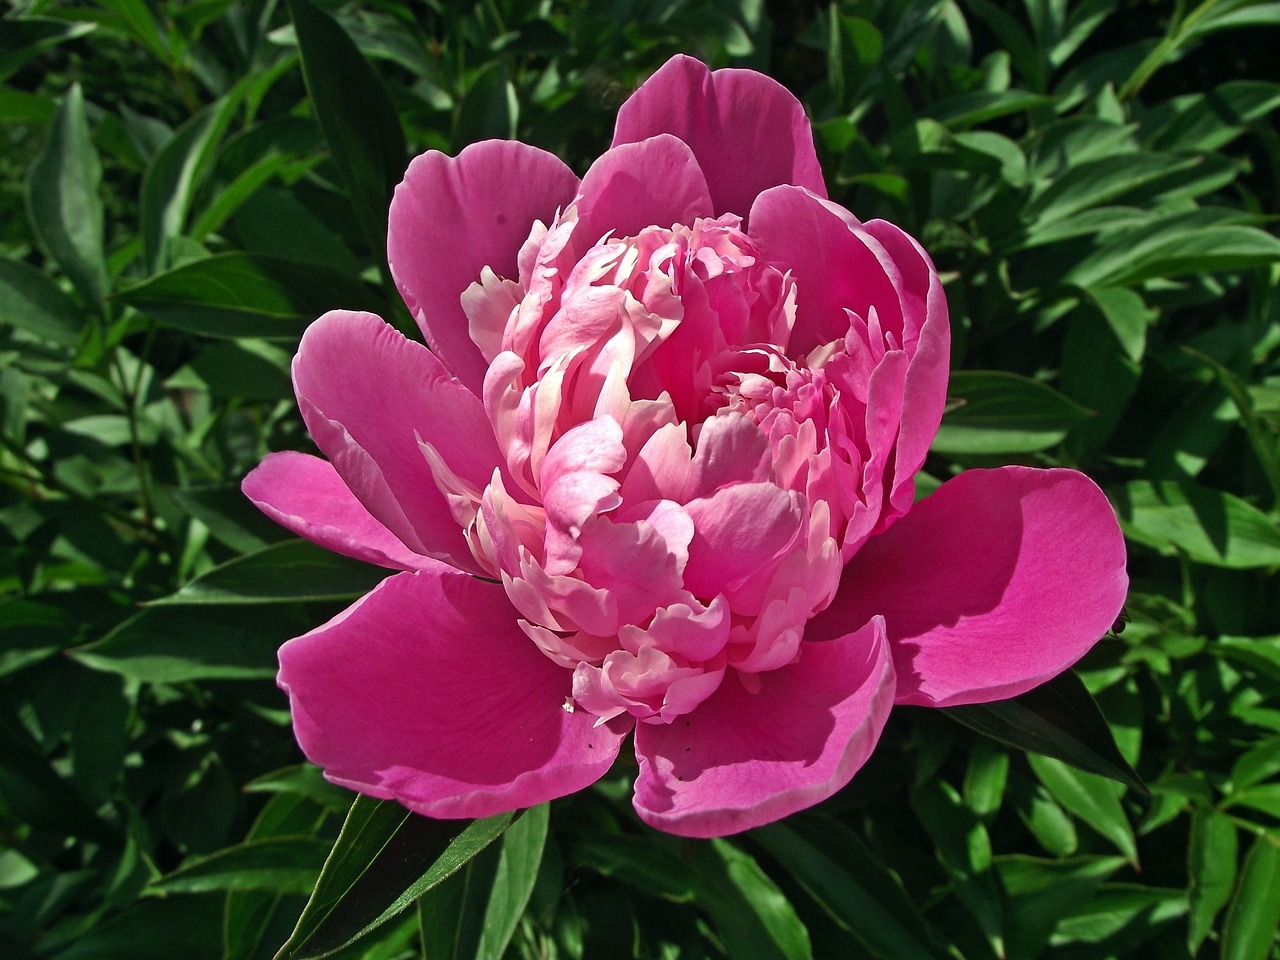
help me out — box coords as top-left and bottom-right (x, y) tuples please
(926, 89), (1052, 129)
(1079, 285), (1152, 362)
(185, 338), (294, 401)
(1183, 346), (1280, 508)
(944, 670), (1146, 793)
(997, 855), (1125, 959)
(419, 804), (549, 960)
(573, 832), (811, 959)
(150, 838), (332, 894)
(1025, 153), (1204, 227)
(1186, 808), (1237, 953)
(276, 796), (516, 960)
(1231, 735), (1280, 792)
(1227, 784), (1280, 820)
(475, 803), (548, 960)
(1027, 754), (1137, 863)
(1068, 220), (1280, 288)
(0, 19), (95, 83)
(702, 839), (812, 960)
(1112, 480), (1280, 569)
(285, 0), (407, 260)
(754, 818), (951, 960)
(71, 603), (317, 683)
(140, 90), (245, 273)
(1146, 80), (1280, 153)
(53, 894), (224, 960)
(1221, 831), (1280, 960)
(26, 84), (108, 304)
(910, 780), (1004, 955)
(1216, 635), (1280, 684)
(0, 258), (84, 346)
(245, 764), (358, 813)
(114, 253), (381, 339)
(931, 371), (1093, 454)
(147, 541), (385, 606)
(0, 695), (118, 845)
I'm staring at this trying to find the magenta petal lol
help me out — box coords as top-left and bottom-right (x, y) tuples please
(292, 310), (502, 573)
(632, 616), (894, 837)
(813, 467), (1128, 708)
(749, 185), (912, 356)
(861, 221), (950, 518)
(573, 134), (714, 242)
(388, 141), (580, 394)
(612, 55), (826, 220)
(279, 569), (629, 817)
(242, 451), (444, 572)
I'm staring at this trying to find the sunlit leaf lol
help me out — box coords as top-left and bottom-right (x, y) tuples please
(932, 371), (1093, 454)
(1113, 480), (1280, 569)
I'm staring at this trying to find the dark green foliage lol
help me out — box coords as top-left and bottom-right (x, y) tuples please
(2, 1), (1278, 958)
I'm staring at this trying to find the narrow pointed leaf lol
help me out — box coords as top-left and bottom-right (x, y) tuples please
(275, 796), (517, 960)
(476, 803), (549, 960)
(1114, 480), (1280, 569)
(755, 818), (951, 960)
(115, 253), (382, 339)
(932, 371), (1093, 454)
(285, 0), (407, 260)
(149, 838), (331, 894)
(26, 83), (108, 304)
(1186, 809), (1237, 953)
(1027, 754), (1137, 863)
(0, 258), (84, 346)
(140, 90), (245, 273)
(1222, 831), (1280, 960)
(146, 540), (385, 606)
(944, 669), (1146, 793)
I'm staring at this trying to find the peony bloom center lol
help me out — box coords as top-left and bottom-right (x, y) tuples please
(422, 209), (883, 726)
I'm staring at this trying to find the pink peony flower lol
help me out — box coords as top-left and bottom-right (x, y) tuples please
(243, 56), (1128, 837)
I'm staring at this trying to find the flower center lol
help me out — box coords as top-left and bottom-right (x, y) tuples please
(429, 213), (846, 725)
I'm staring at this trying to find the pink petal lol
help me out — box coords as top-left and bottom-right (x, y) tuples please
(388, 141), (580, 394)
(632, 616), (894, 837)
(278, 569), (629, 818)
(682, 484), (803, 609)
(861, 221), (950, 520)
(748, 186), (910, 356)
(612, 55), (826, 221)
(573, 134), (714, 243)
(242, 451), (444, 572)
(812, 467), (1128, 708)
(292, 310), (502, 574)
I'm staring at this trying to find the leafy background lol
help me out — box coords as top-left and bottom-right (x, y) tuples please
(2, 0), (1279, 957)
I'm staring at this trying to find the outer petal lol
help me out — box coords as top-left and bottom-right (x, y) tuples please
(573, 134), (714, 243)
(242, 451), (445, 572)
(813, 467), (1128, 708)
(388, 140), (580, 394)
(278, 569), (629, 818)
(632, 616), (894, 837)
(292, 310), (503, 574)
(612, 55), (826, 220)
